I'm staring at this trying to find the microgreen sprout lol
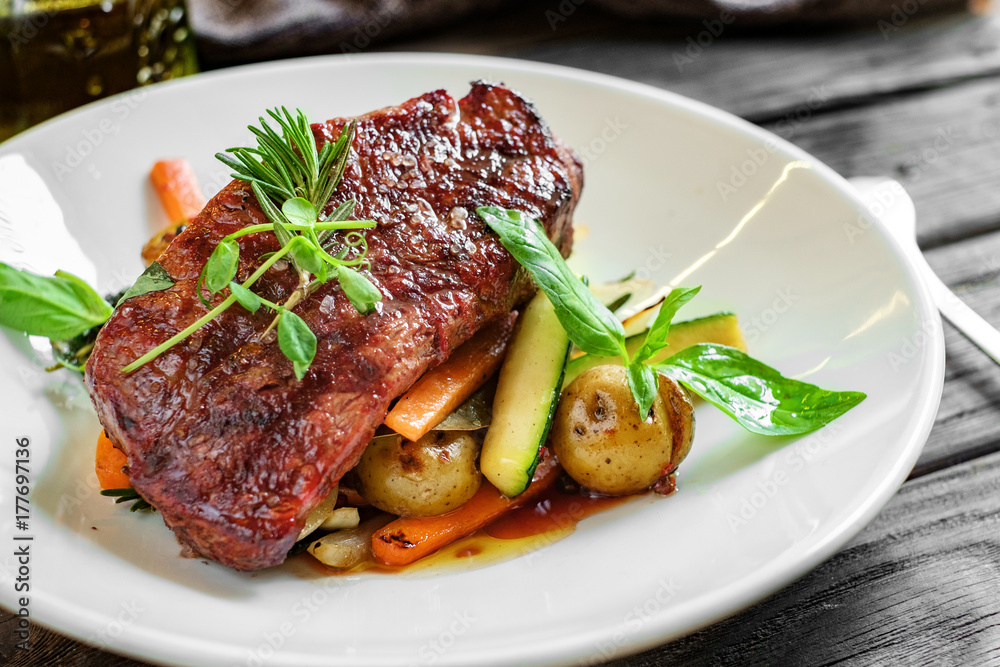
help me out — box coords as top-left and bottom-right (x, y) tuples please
(122, 108), (382, 379)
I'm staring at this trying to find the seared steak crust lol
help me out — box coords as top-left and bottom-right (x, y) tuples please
(85, 83), (582, 571)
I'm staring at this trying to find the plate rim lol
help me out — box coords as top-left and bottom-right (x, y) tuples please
(0, 51), (946, 667)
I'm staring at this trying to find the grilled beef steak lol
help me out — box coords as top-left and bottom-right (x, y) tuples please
(85, 82), (582, 571)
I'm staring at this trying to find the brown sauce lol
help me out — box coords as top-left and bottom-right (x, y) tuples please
(484, 484), (628, 539)
(300, 480), (643, 578)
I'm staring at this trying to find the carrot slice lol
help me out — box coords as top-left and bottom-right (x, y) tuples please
(371, 455), (561, 566)
(149, 159), (205, 225)
(95, 430), (130, 490)
(384, 313), (517, 442)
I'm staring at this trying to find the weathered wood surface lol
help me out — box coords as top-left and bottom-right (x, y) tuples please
(6, 3), (1000, 666)
(0, 618), (143, 667)
(400, 4), (1000, 120)
(521, 11), (1000, 121)
(610, 448), (1000, 666)
(914, 231), (1000, 476)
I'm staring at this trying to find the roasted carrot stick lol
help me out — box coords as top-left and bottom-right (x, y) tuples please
(371, 454), (561, 566)
(95, 430), (131, 490)
(143, 159), (205, 265)
(384, 313), (517, 442)
(149, 159), (206, 225)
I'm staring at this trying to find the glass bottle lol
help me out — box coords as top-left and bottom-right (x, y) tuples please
(0, 0), (198, 142)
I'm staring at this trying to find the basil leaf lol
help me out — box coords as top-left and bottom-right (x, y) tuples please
(337, 266), (382, 314)
(0, 263), (112, 340)
(116, 261), (174, 306)
(477, 206), (626, 358)
(277, 310), (317, 380)
(204, 239), (239, 294)
(656, 343), (866, 436)
(282, 197), (317, 227)
(626, 362), (659, 418)
(229, 281), (261, 313)
(632, 286), (701, 365)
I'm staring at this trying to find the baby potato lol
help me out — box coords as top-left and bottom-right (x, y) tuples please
(141, 221), (187, 266)
(354, 432), (482, 517)
(550, 365), (694, 496)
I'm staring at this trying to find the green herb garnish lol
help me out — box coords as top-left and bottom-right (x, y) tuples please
(276, 309), (317, 381)
(100, 487), (154, 512)
(122, 108), (382, 378)
(652, 344), (866, 435)
(116, 261), (175, 306)
(477, 207), (628, 359)
(476, 205), (866, 436)
(0, 263), (112, 341)
(0, 109), (381, 381)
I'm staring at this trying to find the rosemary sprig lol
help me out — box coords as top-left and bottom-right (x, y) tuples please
(101, 487), (154, 512)
(122, 108), (382, 379)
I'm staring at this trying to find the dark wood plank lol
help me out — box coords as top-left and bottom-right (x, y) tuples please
(0, 610), (147, 667)
(521, 11), (1000, 121)
(391, 5), (1000, 119)
(906, 229), (1000, 476)
(608, 447), (1000, 666)
(525, 12), (1000, 120)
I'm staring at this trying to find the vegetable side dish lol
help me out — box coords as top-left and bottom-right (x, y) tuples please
(0, 83), (866, 574)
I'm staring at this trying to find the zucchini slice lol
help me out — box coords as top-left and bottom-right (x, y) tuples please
(563, 311), (746, 387)
(480, 291), (570, 498)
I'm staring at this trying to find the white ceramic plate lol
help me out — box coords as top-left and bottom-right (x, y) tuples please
(0, 54), (944, 666)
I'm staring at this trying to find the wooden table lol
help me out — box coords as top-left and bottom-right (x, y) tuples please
(4, 3), (1000, 664)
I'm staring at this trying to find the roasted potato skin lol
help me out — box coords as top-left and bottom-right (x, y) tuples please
(550, 365), (694, 496)
(664, 374), (695, 472)
(354, 432), (482, 517)
(141, 221), (187, 266)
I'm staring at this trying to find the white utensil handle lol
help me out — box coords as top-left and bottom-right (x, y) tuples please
(920, 256), (1000, 365)
(849, 175), (1000, 366)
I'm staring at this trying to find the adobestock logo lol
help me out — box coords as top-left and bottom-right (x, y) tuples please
(886, 317), (938, 372)
(716, 141), (781, 201)
(585, 578), (683, 664)
(672, 9), (736, 72)
(86, 601), (145, 652)
(878, 0), (933, 39)
(50, 89), (148, 182)
(577, 117), (628, 167)
(545, 0), (587, 31)
(896, 126), (959, 182)
(715, 86), (828, 202)
(338, 4), (404, 55)
(410, 611), (476, 666)
(725, 423), (843, 533)
(843, 179), (907, 245)
(742, 288), (799, 344)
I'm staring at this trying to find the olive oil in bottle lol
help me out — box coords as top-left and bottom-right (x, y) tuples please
(0, 0), (197, 142)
